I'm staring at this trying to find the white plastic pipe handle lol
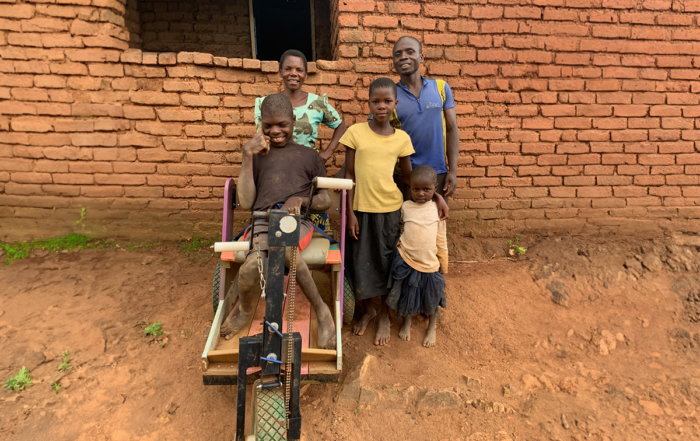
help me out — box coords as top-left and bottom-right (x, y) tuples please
(214, 241), (251, 252)
(314, 177), (354, 190)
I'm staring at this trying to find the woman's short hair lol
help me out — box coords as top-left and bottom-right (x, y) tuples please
(279, 49), (308, 71)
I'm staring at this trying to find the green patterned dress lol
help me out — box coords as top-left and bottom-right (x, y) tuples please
(255, 93), (342, 230)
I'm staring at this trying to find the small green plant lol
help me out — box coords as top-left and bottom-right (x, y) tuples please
(507, 234), (527, 256)
(178, 235), (216, 254)
(5, 367), (33, 391)
(145, 322), (164, 336)
(51, 382), (60, 394)
(58, 350), (71, 372)
(0, 234), (114, 265)
(75, 207), (87, 225)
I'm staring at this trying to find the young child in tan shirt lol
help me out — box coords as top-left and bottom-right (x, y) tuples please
(386, 165), (448, 348)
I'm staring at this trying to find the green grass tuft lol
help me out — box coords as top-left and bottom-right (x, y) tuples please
(51, 382), (60, 394)
(58, 350), (71, 372)
(5, 367), (33, 391)
(178, 235), (216, 254)
(0, 234), (114, 265)
(144, 322), (164, 336)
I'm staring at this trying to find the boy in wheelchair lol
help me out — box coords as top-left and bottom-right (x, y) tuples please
(220, 93), (336, 350)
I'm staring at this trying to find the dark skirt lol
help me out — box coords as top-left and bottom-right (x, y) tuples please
(386, 251), (446, 317)
(345, 209), (401, 300)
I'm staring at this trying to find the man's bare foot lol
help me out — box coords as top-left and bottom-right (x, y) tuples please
(399, 316), (411, 341)
(316, 304), (337, 349)
(423, 313), (437, 348)
(374, 310), (391, 346)
(220, 303), (253, 340)
(353, 304), (376, 336)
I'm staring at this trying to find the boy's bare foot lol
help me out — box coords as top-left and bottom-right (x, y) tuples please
(374, 310), (391, 346)
(316, 304), (337, 349)
(220, 303), (253, 339)
(353, 304), (377, 336)
(423, 313), (437, 348)
(399, 316), (411, 341)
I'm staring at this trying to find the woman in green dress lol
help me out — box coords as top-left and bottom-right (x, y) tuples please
(255, 49), (347, 229)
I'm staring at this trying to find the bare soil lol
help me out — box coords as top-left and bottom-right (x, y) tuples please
(1, 235), (700, 441)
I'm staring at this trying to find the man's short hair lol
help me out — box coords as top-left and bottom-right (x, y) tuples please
(260, 93), (294, 120)
(369, 77), (397, 99)
(279, 49), (308, 71)
(394, 35), (422, 53)
(411, 165), (438, 185)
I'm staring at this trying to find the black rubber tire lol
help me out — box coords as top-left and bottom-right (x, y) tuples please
(343, 275), (356, 325)
(253, 381), (287, 441)
(212, 261), (221, 314)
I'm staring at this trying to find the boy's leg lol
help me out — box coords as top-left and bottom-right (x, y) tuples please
(285, 247), (336, 350)
(352, 299), (377, 336)
(399, 315), (411, 341)
(423, 313), (438, 348)
(374, 296), (391, 346)
(220, 256), (260, 339)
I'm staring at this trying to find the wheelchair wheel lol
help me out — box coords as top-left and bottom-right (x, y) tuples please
(342, 275), (356, 325)
(212, 261), (221, 314)
(253, 380), (287, 441)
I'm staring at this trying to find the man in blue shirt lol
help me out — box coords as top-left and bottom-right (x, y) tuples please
(391, 36), (460, 199)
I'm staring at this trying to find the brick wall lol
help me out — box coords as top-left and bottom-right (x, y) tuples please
(137, 0), (251, 58)
(2, 0), (700, 241)
(125, 0), (141, 49)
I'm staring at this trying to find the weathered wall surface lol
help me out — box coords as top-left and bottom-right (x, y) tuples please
(137, 0), (251, 58)
(2, 0), (700, 241)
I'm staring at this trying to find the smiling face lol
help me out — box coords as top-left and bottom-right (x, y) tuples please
(260, 110), (295, 147)
(279, 55), (307, 92)
(393, 37), (423, 76)
(369, 87), (398, 123)
(410, 175), (437, 204)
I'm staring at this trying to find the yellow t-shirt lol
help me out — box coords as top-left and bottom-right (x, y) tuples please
(340, 123), (415, 213)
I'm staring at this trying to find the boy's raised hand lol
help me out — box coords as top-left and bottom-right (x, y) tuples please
(243, 126), (270, 156)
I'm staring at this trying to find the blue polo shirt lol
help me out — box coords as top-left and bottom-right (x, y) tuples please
(394, 77), (455, 174)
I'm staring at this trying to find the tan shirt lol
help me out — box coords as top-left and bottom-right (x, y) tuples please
(397, 200), (449, 274)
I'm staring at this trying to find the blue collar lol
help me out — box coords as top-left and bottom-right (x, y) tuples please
(397, 76), (428, 92)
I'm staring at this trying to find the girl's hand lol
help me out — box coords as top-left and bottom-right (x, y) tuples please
(347, 212), (360, 240)
(434, 193), (449, 220)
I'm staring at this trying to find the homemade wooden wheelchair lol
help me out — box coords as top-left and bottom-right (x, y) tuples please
(201, 177), (355, 441)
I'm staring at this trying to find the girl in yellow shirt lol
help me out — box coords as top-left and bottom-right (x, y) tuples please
(342, 78), (447, 346)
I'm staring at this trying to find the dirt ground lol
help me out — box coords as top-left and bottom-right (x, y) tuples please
(1, 234), (700, 441)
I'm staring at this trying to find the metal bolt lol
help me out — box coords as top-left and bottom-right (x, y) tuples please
(275, 231), (282, 238)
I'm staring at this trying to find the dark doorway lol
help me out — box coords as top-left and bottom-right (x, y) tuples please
(252, 0), (313, 62)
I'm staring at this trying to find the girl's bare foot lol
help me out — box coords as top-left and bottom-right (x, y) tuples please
(399, 316), (411, 341)
(374, 310), (391, 346)
(353, 303), (376, 335)
(220, 303), (253, 339)
(423, 313), (437, 348)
